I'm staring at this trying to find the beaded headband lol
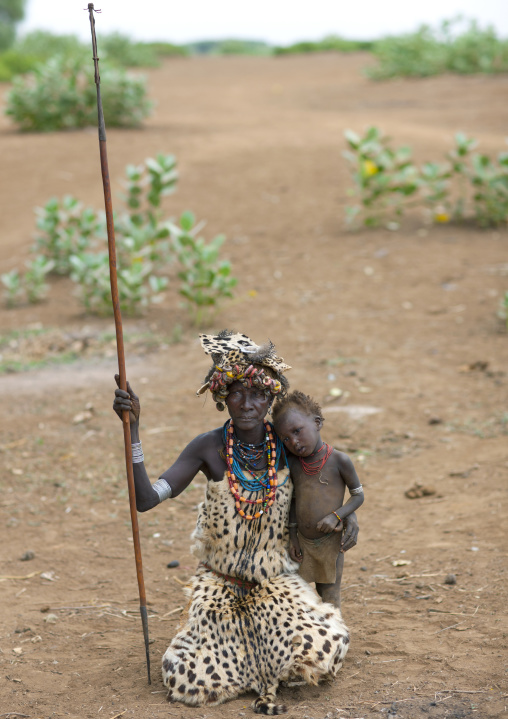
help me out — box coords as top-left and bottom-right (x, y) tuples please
(196, 330), (291, 411)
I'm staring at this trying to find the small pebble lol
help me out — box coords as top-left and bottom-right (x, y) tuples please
(360, 566), (368, 571)
(444, 573), (457, 585)
(167, 560), (180, 569)
(20, 550), (35, 561)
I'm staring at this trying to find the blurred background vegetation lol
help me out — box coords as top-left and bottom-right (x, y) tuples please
(1, 5), (508, 83)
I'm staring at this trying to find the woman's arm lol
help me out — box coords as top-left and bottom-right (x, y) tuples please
(113, 376), (210, 512)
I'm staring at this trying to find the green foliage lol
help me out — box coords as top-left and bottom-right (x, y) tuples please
(344, 127), (508, 228)
(274, 35), (373, 55)
(69, 251), (168, 316)
(101, 33), (160, 68)
(186, 39), (272, 56)
(368, 18), (508, 79)
(9, 154), (236, 322)
(171, 211), (237, 326)
(15, 30), (87, 62)
(343, 127), (419, 226)
(1, 256), (54, 306)
(498, 292), (508, 330)
(34, 196), (102, 274)
(0, 0), (27, 50)
(146, 42), (188, 58)
(5, 55), (152, 132)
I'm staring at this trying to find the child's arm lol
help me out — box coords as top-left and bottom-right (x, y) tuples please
(316, 453), (364, 534)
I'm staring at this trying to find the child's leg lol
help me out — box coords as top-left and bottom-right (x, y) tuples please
(316, 551), (344, 609)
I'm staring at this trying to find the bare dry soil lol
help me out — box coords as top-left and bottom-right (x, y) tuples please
(0, 53), (507, 719)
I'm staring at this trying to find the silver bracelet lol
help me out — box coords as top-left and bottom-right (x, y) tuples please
(131, 441), (144, 464)
(152, 478), (172, 503)
(350, 485), (363, 496)
(287, 522), (298, 528)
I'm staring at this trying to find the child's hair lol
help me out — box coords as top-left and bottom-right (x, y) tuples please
(272, 390), (324, 425)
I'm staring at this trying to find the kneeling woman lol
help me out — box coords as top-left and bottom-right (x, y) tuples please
(113, 331), (357, 715)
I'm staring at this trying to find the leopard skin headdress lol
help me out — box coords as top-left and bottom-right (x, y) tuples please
(196, 330), (291, 411)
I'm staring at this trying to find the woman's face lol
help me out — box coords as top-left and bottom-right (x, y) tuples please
(225, 380), (271, 432)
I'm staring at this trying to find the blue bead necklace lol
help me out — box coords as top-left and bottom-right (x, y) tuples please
(223, 420), (289, 492)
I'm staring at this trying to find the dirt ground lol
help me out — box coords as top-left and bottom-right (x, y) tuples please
(0, 53), (507, 719)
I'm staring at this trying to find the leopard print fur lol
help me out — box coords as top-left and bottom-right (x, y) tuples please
(162, 473), (350, 714)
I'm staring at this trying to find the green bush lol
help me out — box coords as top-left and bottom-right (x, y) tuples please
(5, 55), (152, 132)
(1, 256), (54, 306)
(171, 211), (237, 326)
(147, 42), (188, 58)
(344, 127), (508, 228)
(368, 18), (508, 79)
(274, 35), (372, 55)
(101, 33), (160, 67)
(7, 154), (237, 322)
(15, 30), (87, 62)
(185, 39), (272, 56)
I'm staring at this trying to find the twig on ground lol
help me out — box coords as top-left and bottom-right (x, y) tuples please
(434, 620), (467, 634)
(429, 606), (479, 617)
(109, 711), (127, 719)
(0, 571), (42, 581)
(173, 577), (187, 585)
(160, 606), (184, 618)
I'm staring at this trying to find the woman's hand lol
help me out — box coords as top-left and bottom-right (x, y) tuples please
(316, 513), (343, 535)
(113, 375), (140, 425)
(341, 512), (359, 553)
(289, 537), (303, 563)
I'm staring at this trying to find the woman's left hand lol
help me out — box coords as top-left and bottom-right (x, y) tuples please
(341, 512), (359, 552)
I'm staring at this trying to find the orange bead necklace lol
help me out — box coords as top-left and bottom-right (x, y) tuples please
(226, 420), (278, 520)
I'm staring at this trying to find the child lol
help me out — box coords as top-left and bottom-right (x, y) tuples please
(272, 391), (364, 608)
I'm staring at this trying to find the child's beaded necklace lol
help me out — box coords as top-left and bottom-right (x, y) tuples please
(299, 442), (333, 476)
(224, 419), (288, 520)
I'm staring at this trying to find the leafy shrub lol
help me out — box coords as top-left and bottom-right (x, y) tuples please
(1, 256), (54, 306)
(343, 127), (419, 226)
(368, 18), (508, 79)
(15, 31), (87, 62)
(101, 33), (160, 68)
(146, 42), (188, 58)
(344, 127), (508, 228)
(8, 154), (237, 322)
(171, 211), (237, 326)
(34, 196), (102, 274)
(186, 39), (271, 56)
(5, 55), (152, 132)
(0, 48), (40, 81)
(275, 35), (373, 55)
(498, 292), (508, 330)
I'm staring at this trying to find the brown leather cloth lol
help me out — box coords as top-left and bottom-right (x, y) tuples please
(297, 530), (342, 584)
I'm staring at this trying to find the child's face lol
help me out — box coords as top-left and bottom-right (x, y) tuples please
(275, 408), (323, 457)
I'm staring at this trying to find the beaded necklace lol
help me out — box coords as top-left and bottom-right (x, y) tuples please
(224, 420), (288, 520)
(299, 442), (333, 476)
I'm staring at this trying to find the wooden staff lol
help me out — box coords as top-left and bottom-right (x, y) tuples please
(86, 3), (151, 684)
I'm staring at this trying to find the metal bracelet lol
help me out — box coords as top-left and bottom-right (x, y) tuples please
(287, 522), (298, 528)
(350, 485), (363, 496)
(152, 478), (172, 502)
(131, 442), (144, 464)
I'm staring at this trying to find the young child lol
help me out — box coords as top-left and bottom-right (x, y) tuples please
(272, 391), (364, 608)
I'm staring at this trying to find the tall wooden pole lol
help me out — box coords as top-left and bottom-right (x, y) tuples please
(86, 3), (151, 684)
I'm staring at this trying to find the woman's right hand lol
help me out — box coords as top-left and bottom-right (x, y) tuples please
(113, 374), (140, 425)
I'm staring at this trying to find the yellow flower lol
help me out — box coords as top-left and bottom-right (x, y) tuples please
(434, 212), (450, 223)
(362, 160), (379, 177)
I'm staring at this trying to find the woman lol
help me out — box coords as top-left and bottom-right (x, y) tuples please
(113, 331), (358, 715)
